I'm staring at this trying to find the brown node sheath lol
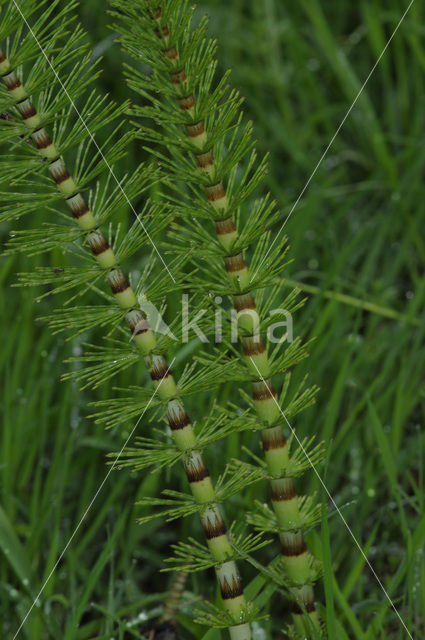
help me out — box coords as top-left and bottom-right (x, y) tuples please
(242, 335), (266, 357)
(261, 428), (287, 452)
(202, 514), (227, 539)
(150, 359), (171, 381)
(169, 68), (187, 85)
(133, 321), (150, 336)
(271, 479), (297, 502)
(32, 128), (53, 150)
(215, 216), (236, 236)
(108, 270), (131, 294)
(16, 99), (37, 120)
(66, 193), (90, 219)
(163, 46), (178, 60)
(194, 148), (214, 169)
(178, 93), (195, 110)
(0, 51), (6, 64)
(224, 252), (246, 273)
(205, 181), (226, 202)
(166, 399), (186, 421)
(52, 166), (70, 185)
(2, 71), (21, 90)
(281, 531), (307, 557)
(126, 310), (150, 336)
(184, 457), (210, 483)
(186, 121), (205, 138)
(86, 231), (110, 256)
(252, 379), (277, 401)
(233, 292), (257, 313)
(53, 169), (71, 186)
(167, 410), (190, 431)
(125, 310), (143, 331)
(220, 575), (244, 600)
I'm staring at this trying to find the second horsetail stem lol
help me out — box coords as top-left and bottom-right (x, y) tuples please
(112, 1), (325, 635)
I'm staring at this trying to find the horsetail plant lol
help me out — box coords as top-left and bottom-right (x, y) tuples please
(112, 1), (326, 637)
(0, 1), (269, 637)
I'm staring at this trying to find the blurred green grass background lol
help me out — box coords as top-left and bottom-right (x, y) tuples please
(1, 0), (425, 638)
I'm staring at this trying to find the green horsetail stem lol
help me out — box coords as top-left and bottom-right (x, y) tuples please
(0, 47), (252, 640)
(160, 570), (188, 626)
(142, 7), (321, 636)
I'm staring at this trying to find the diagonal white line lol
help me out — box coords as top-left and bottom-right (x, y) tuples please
(248, 357), (413, 639)
(12, 357), (176, 639)
(11, 0), (176, 283)
(250, 0), (415, 284)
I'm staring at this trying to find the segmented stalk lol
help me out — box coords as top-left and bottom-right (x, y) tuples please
(0, 48), (251, 640)
(160, 570), (188, 625)
(142, 7), (320, 635)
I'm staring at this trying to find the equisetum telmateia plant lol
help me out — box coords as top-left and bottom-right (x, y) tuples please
(0, 0), (327, 638)
(112, 1), (325, 637)
(0, 2), (262, 639)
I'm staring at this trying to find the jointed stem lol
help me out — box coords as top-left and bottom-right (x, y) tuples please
(0, 47), (251, 640)
(160, 570), (188, 625)
(142, 5), (321, 635)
